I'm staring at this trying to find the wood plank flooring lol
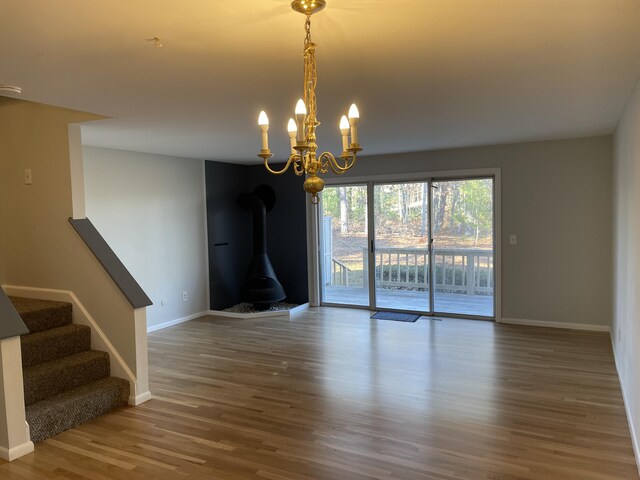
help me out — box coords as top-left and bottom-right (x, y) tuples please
(0, 307), (637, 479)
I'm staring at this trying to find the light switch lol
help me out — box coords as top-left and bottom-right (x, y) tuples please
(24, 168), (32, 185)
(509, 234), (517, 245)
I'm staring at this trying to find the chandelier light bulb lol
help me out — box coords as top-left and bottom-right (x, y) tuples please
(288, 118), (298, 154)
(339, 115), (350, 134)
(340, 115), (350, 151)
(295, 99), (307, 115)
(348, 104), (360, 119)
(258, 111), (269, 126)
(258, 111), (270, 151)
(348, 104), (360, 146)
(295, 99), (307, 142)
(287, 118), (298, 134)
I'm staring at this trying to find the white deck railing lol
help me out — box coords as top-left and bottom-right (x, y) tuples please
(363, 247), (494, 295)
(331, 258), (350, 286)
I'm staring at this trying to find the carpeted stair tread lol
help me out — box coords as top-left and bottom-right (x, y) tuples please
(23, 350), (111, 406)
(21, 324), (91, 368)
(9, 296), (72, 334)
(15, 297), (130, 444)
(26, 377), (129, 443)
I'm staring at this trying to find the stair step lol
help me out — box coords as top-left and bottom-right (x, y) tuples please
(21, 324), (91, 368)
(9, 296), (72, 334)
(23, 350), (111, 406)
(26, 377), (130, 443)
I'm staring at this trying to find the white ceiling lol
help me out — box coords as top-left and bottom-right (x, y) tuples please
(2, 0), (640, 163)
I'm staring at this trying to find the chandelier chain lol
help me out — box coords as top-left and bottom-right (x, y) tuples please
(304, 16), (312, 46)
(303, 14), (318, 154)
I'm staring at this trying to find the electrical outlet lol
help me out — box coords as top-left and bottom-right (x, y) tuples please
(182, 291), (188, 302)
(509, 234), (517, 245)
(24, 168), (32, 185)
(161, 299), (167, 306)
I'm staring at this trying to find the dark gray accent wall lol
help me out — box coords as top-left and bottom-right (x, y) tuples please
(205, 162), (252, 310)
(0, 288), (28, 340)
(68, 218), (153, 309)
(205, 161), (309, 310)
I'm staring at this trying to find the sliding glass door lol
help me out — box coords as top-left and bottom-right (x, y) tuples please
(431, 178), (494, 317)
(373, 182), (431, 312)
(320, 176), (495, 319)
(320, 185), (369, 306)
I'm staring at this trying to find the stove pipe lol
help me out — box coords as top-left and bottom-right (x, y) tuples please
(238, 187), (285, 311)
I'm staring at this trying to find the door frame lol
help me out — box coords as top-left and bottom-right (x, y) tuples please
(310, 167), (502, 323)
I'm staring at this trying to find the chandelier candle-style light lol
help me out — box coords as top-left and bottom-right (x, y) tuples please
(257, 0), (362, 204)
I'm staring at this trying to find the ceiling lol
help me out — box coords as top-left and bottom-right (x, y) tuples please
(2, 0), (640, 163)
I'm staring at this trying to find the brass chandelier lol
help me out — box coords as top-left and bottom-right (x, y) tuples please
(257, 0), (362, 204)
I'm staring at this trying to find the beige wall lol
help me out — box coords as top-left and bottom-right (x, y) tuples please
(83, 146), (209, 330)
(0, 98), (140, 372)
(613, 78), (640, 461)
(330, 136), (613, 326)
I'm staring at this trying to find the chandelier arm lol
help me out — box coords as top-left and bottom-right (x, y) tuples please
(293, 157), (306, 176)
(320, 151), (357, 174)
(264, 154), (300, 175)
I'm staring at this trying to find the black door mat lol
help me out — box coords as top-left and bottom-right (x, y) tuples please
(371, 311), (421, 322)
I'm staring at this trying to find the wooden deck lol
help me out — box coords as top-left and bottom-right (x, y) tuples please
(324, 285), (494, 317)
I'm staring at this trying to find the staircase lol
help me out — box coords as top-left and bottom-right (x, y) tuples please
(10, 296), (129, 443)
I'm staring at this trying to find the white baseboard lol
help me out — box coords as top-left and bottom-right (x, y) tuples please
(147, 311), (209, 333)
(499, 317), (610, 332)
(612, 338), (640, 477)
(147, 304), (311, 329)
(1, 285), (145, 406)
(130, 390), (152, 406)
(0, 441), (34, 461)
(208, 303), (310, 319)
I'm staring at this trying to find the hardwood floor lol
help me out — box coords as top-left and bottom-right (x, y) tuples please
(0, 307), (637, 479)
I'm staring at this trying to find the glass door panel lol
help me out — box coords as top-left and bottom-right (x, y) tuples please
(431, 178), (494, 317)
(373, 181), (431, 312)
(320, 185), (370, 306)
